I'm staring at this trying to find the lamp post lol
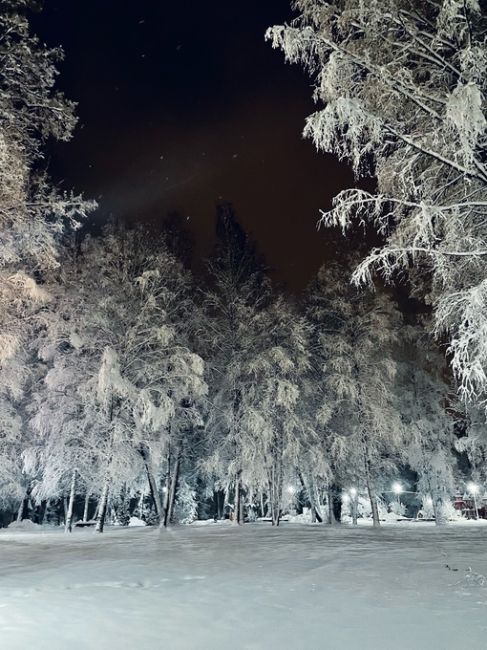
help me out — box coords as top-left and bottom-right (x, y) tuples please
(467, 482), (479, 520)
(392, 482), (403, 515)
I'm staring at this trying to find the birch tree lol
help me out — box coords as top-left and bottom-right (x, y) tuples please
(399, 337), (457, 525)
(267, 0), (487, 402)
(245, 297), (311, 525)
(55, 226), (205, 531)
(456, 403), (487, 486)
(200, 204), (270, 524)
(0, 1), (93, 519)
(0, 0), (93, 358)
(306, 261), (405, 526)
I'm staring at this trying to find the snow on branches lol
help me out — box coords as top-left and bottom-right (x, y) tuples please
(267, 0), (487, 402)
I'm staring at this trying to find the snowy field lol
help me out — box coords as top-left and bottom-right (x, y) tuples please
(1, 522), (487, 650)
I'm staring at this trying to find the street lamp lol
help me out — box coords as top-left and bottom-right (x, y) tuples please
(467, 482), (480, 520)
(392, 482), (403, 496)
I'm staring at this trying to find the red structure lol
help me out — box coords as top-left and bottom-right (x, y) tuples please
(453, 495), (487, 519)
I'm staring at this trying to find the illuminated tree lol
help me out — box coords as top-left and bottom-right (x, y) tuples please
(268, 1), (487, 403)
(305, 261), (404, 526)
(399, 337), (457, 525)
(0, 1), (93, 521)
(200, 204), (271, 523)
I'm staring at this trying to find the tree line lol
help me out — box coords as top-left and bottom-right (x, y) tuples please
(1, 0), (487, 531)
(1, 204), (479, 530)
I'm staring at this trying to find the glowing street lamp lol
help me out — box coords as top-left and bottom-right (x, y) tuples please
(286, 485), (296, 496)
(392, 482), (403, 496)
(392, 482), (403, 514)
(467, 482), (480, 520)
(467, 482), (479, 495)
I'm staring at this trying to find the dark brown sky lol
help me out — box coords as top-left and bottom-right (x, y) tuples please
(35, 1), (356, 291)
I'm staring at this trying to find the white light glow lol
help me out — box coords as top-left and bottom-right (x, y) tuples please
(286, 485), (296, 495)
(349, 488), (357, 497)
(467, 482), (479, 495)
(392, 482), (403, 495)
(425, 496), (433, 507)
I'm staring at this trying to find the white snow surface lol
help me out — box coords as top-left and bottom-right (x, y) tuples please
(0, 521), (486, 649)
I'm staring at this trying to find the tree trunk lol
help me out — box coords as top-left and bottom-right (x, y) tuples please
(40, 499), (49, 525)
(65, 469), (77, 533)
(366, 480), (380, 527)
(271, 458), (283, 527)
(83, 493), (90, 523)
(137, 492), (144, 518)
(234, 473), (243, 525)
(117, 483), (130, 526)
(139, 445), (163, 523)
(327, 486), (336, 525)
(298, 471), (323, 523)
(331, 483), (342, 523)
(144, 456), (162, 523)
(213, 489), (225, 520)
(16, 497), (25, 523)
(218, 490), (224, 520)
(95, 478), (110, 533)
(162, 449), (181, 528)
(433, 495), (447, 526)
(352, 494), (358, 526)
(362, 431), (380, 527)
(63, 496), (68, 525)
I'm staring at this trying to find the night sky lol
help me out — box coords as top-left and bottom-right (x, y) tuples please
(34, 1), (355, 291)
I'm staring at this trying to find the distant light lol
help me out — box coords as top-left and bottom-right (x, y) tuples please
(425, 496), (433, 507)
(342, 494), (350, 503)
(349, 488), (357, 497)
(392, 482), (403, 495)
(286, 485), (296, 495)
(162, 486), (168, 493)
(467, 482), (479, 495)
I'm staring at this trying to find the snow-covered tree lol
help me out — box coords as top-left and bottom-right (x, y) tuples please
(0, 0), (93, 356)
(0, 1), (93, 521)
(267, 1), (487, 403)
(199, 204), (271, 523)
(456, 403), (487, 487)
(399, 335), (457, 525)
(31, 225), (205, 531)
(244, 297), (311, 525)
(306, 261), (405, 526)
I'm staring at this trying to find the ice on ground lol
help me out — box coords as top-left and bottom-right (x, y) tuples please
(0, 522), (486, 650)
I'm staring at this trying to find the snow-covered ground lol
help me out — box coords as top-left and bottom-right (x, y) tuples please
(1, 522), (486, 650)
